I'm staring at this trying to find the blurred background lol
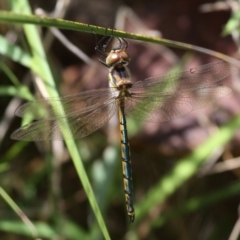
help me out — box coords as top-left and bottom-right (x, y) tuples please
(1, 0), (240, 239)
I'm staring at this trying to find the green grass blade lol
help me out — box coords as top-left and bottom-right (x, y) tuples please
(0, 11), (239, 66)
(8, 1), (110, 239)
(0, 61), (22, 86)
(0, 34), (32, 68)
(0, 219), (89, 239)
(0, 85), (33, 99)
(0, 187), (39, 238)
(134, 114), (240, 224)
(153, 180), (240, 228)
(0, 62), (34, 99)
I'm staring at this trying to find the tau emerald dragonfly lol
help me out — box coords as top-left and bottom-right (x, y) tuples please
(11, 32), (236, 223)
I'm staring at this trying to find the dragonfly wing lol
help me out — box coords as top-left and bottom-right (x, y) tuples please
(11, 101), (117, 141)
(15, 88), (118, 120)
(133, 61), (236, 93)
(126, 85), (232, 122)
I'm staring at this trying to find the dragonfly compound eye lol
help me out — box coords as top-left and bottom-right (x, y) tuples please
(106, 51), (131, 67)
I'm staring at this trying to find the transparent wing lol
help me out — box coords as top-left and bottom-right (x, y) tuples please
(125, 61), (235, 122)
(126, 85), (232, 122)
(12, 60), (235, 139)
(11, 101), (117, 141)
(15, 88), (118, 120)
(133, 61), (236, 93)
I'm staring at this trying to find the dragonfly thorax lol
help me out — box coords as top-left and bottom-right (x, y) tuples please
(109, 65), (132, 89)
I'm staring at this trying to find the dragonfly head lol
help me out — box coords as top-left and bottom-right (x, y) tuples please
(106, 48), (131, 67)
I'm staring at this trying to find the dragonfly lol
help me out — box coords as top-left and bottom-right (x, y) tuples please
(11, 31), (236, 223)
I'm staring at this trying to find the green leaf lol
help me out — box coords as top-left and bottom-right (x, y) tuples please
(223, 11), (240, 35)
(0, 86), (33, 100)
(0, 35), (32, 68)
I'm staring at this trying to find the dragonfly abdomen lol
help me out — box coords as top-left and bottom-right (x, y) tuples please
(118, 104), (135, 223)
